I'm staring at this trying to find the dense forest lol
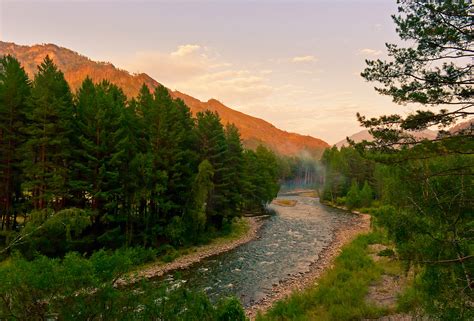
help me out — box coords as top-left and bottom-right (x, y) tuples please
(0, 55), (283, 319)
(320, 1), (473, 319)
(0, 55), (282, 254)
(0, 1), (472, 320)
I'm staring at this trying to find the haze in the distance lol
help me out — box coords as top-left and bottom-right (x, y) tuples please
(0, 0), (402, 144)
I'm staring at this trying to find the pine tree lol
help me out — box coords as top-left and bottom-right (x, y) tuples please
(153, 88), (197, 222)
(22, 56), (74, 211)
(223, 124), (244, 216)
(255, 145), (280, 205)
(358, 2), (473, 317)
(73, 79), (125, 236)
(186, 160), (214, 241)
(359, 181), (373, 208)
(0, 55), (31, 230)
(345, 180), (360, 210)
(195, 110), (229, 228)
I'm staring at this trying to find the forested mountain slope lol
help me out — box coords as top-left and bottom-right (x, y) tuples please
(0, 41), (329, 157)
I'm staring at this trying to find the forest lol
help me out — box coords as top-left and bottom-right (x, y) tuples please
(318, 1), (473, 319)
(0, 1), (472, 320)
(0, 55), (283, 319)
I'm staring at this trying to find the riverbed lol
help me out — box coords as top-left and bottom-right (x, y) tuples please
(155, 194), (358, 308)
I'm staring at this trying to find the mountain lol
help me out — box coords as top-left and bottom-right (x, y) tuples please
(449, 118), (473, 134)
(0, 41), (329, 157)
(335, 128), (438, 148)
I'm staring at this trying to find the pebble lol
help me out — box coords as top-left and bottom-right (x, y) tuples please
(245, 212), (371, 320)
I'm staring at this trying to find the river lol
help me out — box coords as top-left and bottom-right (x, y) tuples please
(156, 193), (354, 307)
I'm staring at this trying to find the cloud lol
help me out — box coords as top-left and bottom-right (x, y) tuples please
(292, 55), (317, 63)
(358, 48), (382, 56)
(171, 44), (201, 57)
(115, 44), (274, 106)
(178, 69), (273, 105)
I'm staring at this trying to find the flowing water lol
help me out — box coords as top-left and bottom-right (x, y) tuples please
(156, 194), (353, 307)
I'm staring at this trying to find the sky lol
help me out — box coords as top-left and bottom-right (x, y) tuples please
(0, 0), (406, 144)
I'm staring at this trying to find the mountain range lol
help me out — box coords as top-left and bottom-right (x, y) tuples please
(334, 129), (439, 148)
(0, 41), (329, 157)
(334, 119), (473, 148)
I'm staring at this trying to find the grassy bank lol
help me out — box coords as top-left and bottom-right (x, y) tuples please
(256, 229), (406, 321)
(133, 217), (251, 271)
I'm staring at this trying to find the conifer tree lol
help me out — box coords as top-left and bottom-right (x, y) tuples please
(153, 87), (196, 222)
(73, 79), (125, 234)
(0, 55), (31, 230)
(359, 181), (373, 208)
(223, 123), (244, 216)
(357, 2), (473, 317)
(186, 160), (214, 240)
(195, 110), (229, 227)
(345, 180), (360, 210)
(22, 56), (74, 211)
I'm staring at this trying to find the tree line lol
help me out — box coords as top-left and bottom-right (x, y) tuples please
(322, 1), (472, 319)
(0, 55), (280, 257)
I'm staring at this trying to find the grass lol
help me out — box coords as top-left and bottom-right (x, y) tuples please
(256, 230), (403, 321)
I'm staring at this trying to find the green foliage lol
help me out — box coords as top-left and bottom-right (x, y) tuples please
(165, 216), (186, 247)
(195, 110), (231, 228)
(241, 146), (280, 212)
(13, 208), (91, 258)
(359, 181), (373, 208)
(321, 146), (374, 203)
(369, 154), (473, 320)
(353, 2), (474, 316)
(360, 0), (472, 138)
(0, 55), (31, 231)
(215, 297), (247, 321)
(186, 160), (214, 241)
(22, 55), (74, 210)
(345, 180), (361, 210)
(0, 55), (283, 253)
(0, 250), (246, 321)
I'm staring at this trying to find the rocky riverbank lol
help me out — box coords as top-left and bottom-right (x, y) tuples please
(246, 209), (371, 320)
(119, 217), (265, 285)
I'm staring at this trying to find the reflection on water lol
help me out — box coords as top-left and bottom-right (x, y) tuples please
(154, 196), (353, 306)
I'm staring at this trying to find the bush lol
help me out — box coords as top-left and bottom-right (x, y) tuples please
(165, 216), (186, 246)
(336, 196), (346, 206)
(0, 250), (247, 320)
(216, 297), (247, 321)
(13, 208), (92, 258)
(157, 244), (179, 262)
(345, 181), (361, 210)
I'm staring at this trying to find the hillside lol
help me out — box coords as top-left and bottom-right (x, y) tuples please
(334, 128), (438, 148)
(0, 41), (329, 157)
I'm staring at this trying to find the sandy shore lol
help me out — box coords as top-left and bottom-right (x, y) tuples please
(245, 209), (371, 320)
(119, 216), (265, 285)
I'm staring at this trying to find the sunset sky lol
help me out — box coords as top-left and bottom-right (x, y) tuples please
(0, 0), (407, 144)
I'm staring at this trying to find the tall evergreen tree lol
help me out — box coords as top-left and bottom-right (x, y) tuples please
(224, 123), (244, 215)
(195, 110), (229, 227)
(153, 87), (197, 222)
(186, 160), (214, 241)
(72, 79), (126, 241)
(22, 56), (74, 211)
(0, 55), (31, 230)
